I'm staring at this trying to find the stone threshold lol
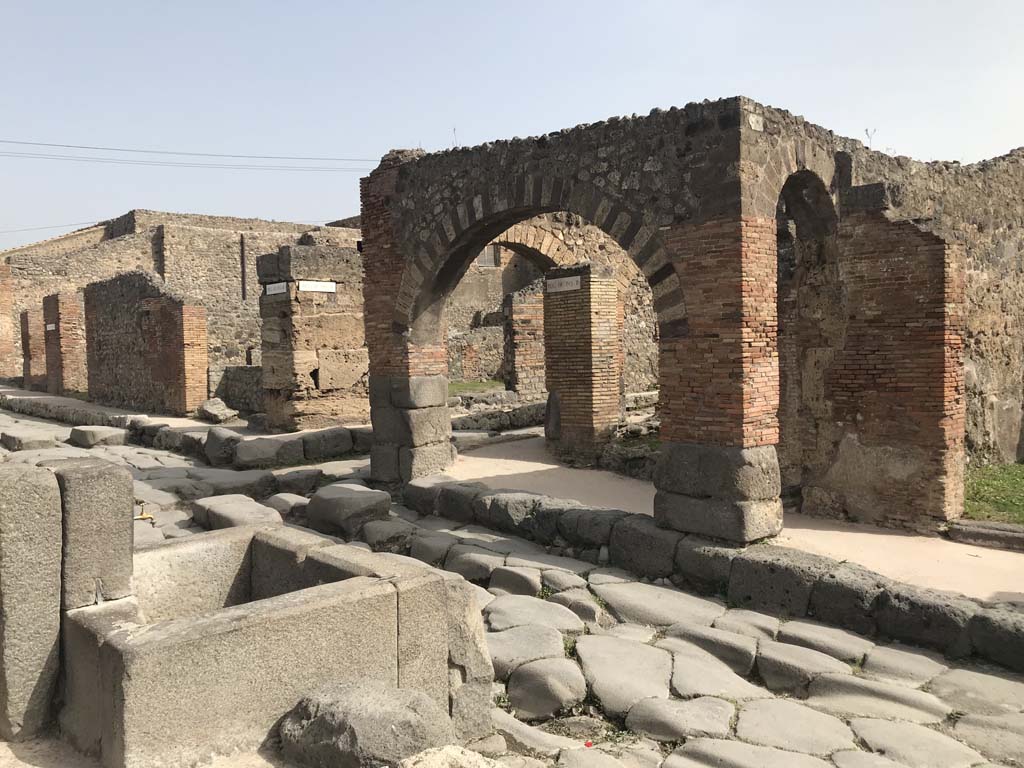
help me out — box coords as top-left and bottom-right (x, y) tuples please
(946, 518), (1024, 553)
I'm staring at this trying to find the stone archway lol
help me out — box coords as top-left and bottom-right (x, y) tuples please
(360, 99), (786, 543)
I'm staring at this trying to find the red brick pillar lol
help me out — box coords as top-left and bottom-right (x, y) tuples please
(652, 217), (783, 542)
(543, 264), (621, 459)
(362, 154), (453, 483)
(177, 304), (209, 415)
(0, 265), (17, 378)
(503, 285), (545, 398)
(43, 292), (88, 397)
(19, 309), (46, 391)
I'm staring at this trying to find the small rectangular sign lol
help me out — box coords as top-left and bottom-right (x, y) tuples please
(297, 280), (337, 294)
(45, 323), (56, 331)
(546, 275), (581, 294)
(265, 282), (288, 295)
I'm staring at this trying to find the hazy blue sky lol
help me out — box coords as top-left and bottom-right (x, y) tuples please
(2, 1), (1021, 250)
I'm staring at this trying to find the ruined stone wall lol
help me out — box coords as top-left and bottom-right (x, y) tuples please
(84, 272), (208, 415)
(43, 292), (88, 397)
(19, 309), (46, 391)
(503, 282), (545, 397)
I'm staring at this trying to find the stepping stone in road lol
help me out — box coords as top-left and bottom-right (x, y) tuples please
(735, 699), (856, 755)
(485, 595), (584, 634)
(487, 624), (566, 681)
(663, 738), (831, 768)
(850, 718), (983, 768)
(590, 581), (724, 627)
(575, 635), (671, 718)
(625, 696), (734, 741)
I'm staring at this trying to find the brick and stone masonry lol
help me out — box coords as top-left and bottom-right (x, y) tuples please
(359, 96), (986, 539)
(19, 308), (46, 391)
(43, 291), (88, 398)
(83, 272), (208, 416)
(257, 238), (370, 431)
(503, 283), (545, 398)
(543, 264), (621, 458)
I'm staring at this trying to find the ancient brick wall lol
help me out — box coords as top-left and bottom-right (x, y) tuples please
(258, 244), (369, 430)
(42, 292), (88, 397)
(0, 265), (15, 377)
(83, 272), (208, 415)
(544, 265), (621, 456)
(19, 309), (46, 391)
(503, 283), (545, 397)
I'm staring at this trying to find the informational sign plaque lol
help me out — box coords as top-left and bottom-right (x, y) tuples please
(265, 282), (288, 295)
(45, 323), (56, 331)
(546, 275), (581, 294)
(297, 280), (337, 293)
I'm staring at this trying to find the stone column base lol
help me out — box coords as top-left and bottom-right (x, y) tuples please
(369, 374), (454, 483)
(652, 442), (783, 543)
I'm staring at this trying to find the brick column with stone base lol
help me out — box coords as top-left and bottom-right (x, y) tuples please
(651, 217), (783, 543)
(43, 291), (88, 397)
(543, 264), (622, 461)
(369, 374), (454, 483)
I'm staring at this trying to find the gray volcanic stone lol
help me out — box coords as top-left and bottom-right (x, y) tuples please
(485, 595), (584, 634)
(664, 738), (831, 768)
(575, 635), (672, 717)
(874, 584), (979, 657)
(756, 640), (852, 693)
(810, 562), (889, 636)
(664, 623), (757, 675)
(557, 507), (629, 547)
(713, 609), (779, 641)
(279, 682), (456, 767)
(398, 746), (499, 767)
(0, 426), (56, 451)
(0, 464), (62, 740)
(728, 545), (837, 617)
(191, 494), (282, 530)
(362, 519), (418, 553)
(850, 718), (982, 768)
(735, 699), (856, 755)
(197, 397), (237, 423)
(69, 425), (127, 447)
(52, 459), (134, 609)
(591, 581), (724, 627)
(491, 709), (578, 758)
(234, 435), (305, 469)
(264, 492), (309, 517)
(776, 620), (874, 664)
(557, 750), (628, 768)
(657, 638), (771, 701)
(410, 532), (459, 566)
(487, 625), (565, 681)
(625, 696), (734, 741)
(302, 427), (353, 461)
(970, 607), (1024, 673)
(489, 566), (542, 596)
(508, 658), (586, 721)
(860, 644), (948, 687)
(188, 467), (276, 498)
(926, 667), (1024, 715)
(549, 589), (606, 626)
(806, 673), (951, 722)
(473, 491), (544, 535)
(608, 515), (683, 579)
(403, 475), (455, 516)
(516, 496), (569, 545)
(831, 752), (911, 768)
(673, 536), (741, 596)
(954, 712), (1024, 766)
(437, 482), (488, 523)
(204, 426), (242, 465)
(542, 570), (587, 592)
(445, 544), (506, 583)
(653, 443), (781, 500)
(307, 483), (391, 538)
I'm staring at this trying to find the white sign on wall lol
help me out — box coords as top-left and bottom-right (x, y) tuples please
(297, 280), (337, 294)
(265, 282), (288, 295)
(546, 275), (581, 294)
(45, 323), (56, 331)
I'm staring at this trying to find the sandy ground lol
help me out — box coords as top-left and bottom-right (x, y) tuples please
(0, 741), (286, 768)
(450, 437), (1024, 604)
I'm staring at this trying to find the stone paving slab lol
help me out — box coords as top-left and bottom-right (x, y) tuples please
(734, 699), (856, 755)
(657, 638), (771, 701)
(806, 674), (951, 723)
(850, 718), (983, 768)
(590, 581), (724, 627)
(624, 696), (734, 741)
(575, 636), (671, 718)
(485, 596), (584, 634)
(663, 738), (832, 768)
(487, 625), (566, 681)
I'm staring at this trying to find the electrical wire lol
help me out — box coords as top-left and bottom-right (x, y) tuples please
(0, 150), (373, 172)
(0, 138), (375, 163)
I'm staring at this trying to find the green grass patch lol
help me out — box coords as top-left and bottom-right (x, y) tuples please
(448, 379), (505, 396)
(963, 463), (1024, 525)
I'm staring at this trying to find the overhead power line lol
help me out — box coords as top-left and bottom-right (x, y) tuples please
(0, 220), (103, 235)
(0, 139), (376, 163)
(0, 150), (374, 172)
